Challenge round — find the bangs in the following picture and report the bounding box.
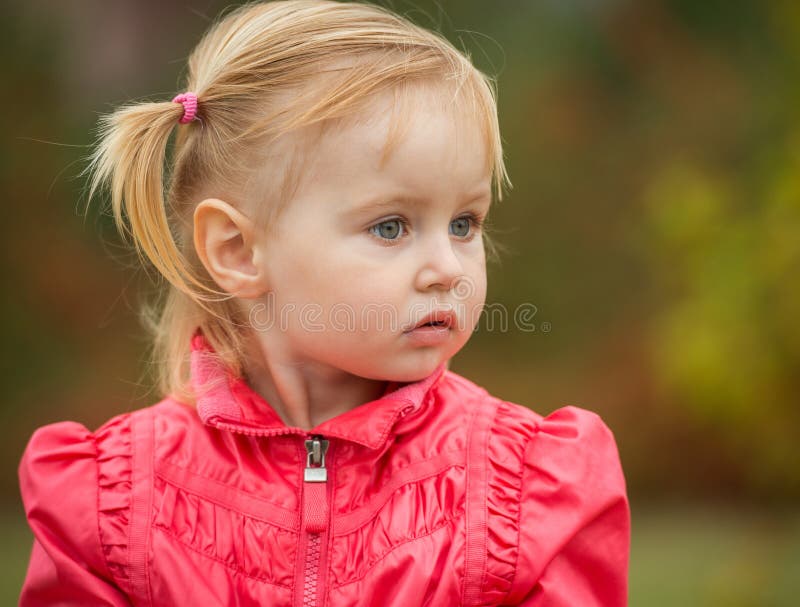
[244,65,508,233]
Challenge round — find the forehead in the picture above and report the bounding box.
[301,85,491,197]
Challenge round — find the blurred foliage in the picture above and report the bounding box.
[642,159,800,495]
[3,0,799,602]
[2,0,799,507]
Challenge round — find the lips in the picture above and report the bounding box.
[404,309,457,332]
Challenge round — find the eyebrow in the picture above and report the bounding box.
[345,190,492,216]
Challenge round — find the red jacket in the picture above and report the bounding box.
[19,331,630,606]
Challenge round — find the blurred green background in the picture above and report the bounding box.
[2,0,799,604]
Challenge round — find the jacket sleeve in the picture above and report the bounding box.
[18,421,132,606]
[506,406,631,606]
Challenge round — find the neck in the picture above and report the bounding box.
[241,331,390,431]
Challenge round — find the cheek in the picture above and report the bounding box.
[461,254,487,296]
[322,252,404,301]
[458,257,487,329]
[273,238,345,298]
[296,273,400,335]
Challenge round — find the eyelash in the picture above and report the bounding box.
[367,213,485,244]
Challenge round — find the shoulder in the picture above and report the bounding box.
[20,397,199,476]
[19,397,212,512]
[429,368,623,462]
[441,368,619,445]
[449,377,628,603]
[18,409,139,502]
[18,398,200,592]
[19,419,105,517]
[502,403,630,604]
[18,416,127,591]
[479,394,626,506]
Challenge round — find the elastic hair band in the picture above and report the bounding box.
[171,92,198,124]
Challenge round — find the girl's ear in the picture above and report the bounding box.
[193,198,267,299]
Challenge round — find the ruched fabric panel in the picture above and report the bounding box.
[329,464,466,588]
[151,475,298,587]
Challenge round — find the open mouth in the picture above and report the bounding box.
[404,309,457,333]
[409,314,455,331]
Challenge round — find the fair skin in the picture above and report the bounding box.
[194,86,492,431]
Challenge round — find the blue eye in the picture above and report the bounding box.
[450,217,471,238]
[369,218,406,241]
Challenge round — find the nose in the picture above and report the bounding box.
[414,233,465,292]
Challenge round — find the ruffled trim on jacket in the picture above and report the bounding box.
[482,400,538,603]
[94,413,134,595]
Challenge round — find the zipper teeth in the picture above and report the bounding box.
[302,434,329,607]
[303,533,322,606]
[210,421,309,438]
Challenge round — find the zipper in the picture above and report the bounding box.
[302,435,330,607]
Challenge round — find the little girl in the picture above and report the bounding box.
[18,1,630,605]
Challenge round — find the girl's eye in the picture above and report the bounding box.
[450,216,472,238]
[451,213,485,239]
[369,218,407,241]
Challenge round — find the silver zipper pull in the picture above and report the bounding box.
[304,436,329,482]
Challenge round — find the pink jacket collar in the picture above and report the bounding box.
[189,329,447,449]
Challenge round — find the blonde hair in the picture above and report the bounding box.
[83,0,512,404]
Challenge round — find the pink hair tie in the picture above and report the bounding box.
[171,91,198,124]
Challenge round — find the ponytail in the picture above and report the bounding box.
[82,99,229,305]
